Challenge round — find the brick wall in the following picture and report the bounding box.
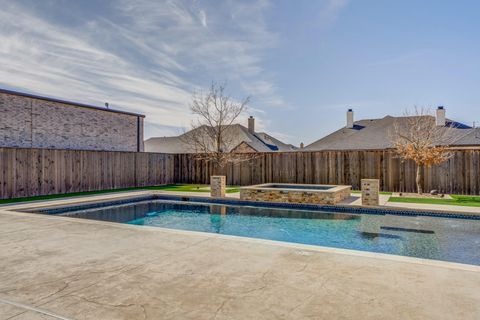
[0,91,144,152]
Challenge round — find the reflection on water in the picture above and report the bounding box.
[43,200,480,265]
[358,231,403,240]
[380,226,435,234]
[58,202,160,223]
[59,202,361,223]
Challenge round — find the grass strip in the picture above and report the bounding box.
[388,195,480,207]
[0,184,240,205]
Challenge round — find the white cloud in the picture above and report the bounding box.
[0,0,282,138]
[199,10,208,27]
[317,0,349,29]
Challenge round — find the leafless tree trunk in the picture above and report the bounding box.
[391,107,455,194]
[416,163,423,194]
[181,82,256,171]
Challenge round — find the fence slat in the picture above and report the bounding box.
[0,147,176,199]
[173,150,480,194]
[1,148,479,199]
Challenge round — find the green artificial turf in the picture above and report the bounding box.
[388,195,480,207]
[0,184,240,205]
[6,184,478,208]
[154,184,241,194]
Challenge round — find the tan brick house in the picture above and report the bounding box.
[0,88,145,152]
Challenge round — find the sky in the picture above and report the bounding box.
[1,0,479,146]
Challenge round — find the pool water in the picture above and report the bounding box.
[47,200,480,265]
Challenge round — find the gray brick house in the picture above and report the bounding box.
[0,88,145,152]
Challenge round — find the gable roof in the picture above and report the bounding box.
[145,124,297,153]
[304,115,479,151]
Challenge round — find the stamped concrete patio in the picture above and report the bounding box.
[0,193,479,320]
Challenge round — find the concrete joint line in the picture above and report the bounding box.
[0,297,73,320]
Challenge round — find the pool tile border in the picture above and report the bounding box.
[20,193,480,220]
[21,195,154,214]
[155,194,480,220]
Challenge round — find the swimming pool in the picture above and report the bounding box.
[31,197,480,265]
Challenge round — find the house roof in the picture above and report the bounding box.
[0,88,145,118]
[145,124,297,153]
[304,115,479,151]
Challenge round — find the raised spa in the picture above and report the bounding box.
[240,183,351,205]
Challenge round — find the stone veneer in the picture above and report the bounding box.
[240,183,351,205]
[0,90,144,152]
[211,176,226,198]
[361,179,380,206]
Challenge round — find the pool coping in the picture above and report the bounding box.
[240,183,351,193]
[2,189,480,216]
[1,199,479,273]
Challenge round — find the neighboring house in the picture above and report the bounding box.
[305,107,480,151]
[145,116,297,153]
[0,88,145,152]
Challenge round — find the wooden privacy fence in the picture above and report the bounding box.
[0,147,174,199]
[1,148,479,199]
[174,150,480,195]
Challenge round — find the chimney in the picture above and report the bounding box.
[346,109,354,128]
[248,116,255,133]
[436,106,446,126]
[300,142,304,149]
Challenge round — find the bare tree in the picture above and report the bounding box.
[182,82,255,172]
[391,107,455,194]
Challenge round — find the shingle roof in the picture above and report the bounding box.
[145,124,297,153]
[305,115,479,151]
[453,128,480,146]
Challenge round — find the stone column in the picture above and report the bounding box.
[211,176,226,198]
[361,179,380,206]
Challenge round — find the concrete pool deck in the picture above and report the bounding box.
[0,193,479,319]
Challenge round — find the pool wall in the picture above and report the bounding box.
[240,183,351,205]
